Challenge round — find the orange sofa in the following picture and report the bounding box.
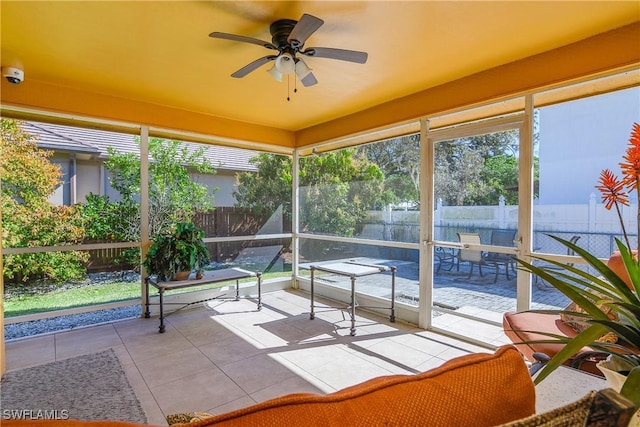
[3,345,535,427]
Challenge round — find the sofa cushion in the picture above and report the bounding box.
[503,310,583,362]
[181,345,534,427]
[502,310,610,377]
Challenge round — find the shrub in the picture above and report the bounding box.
[1,118,88,284]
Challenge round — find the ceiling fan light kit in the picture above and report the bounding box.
[209,13,368,90]
[275,52,295,74]
[267,65,283,82]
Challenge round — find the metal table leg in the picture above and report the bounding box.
[390,266,396,322]
[309,267,315,320]
[350,275,357,336]
[158,287,166,333]
[257,272,262,310]
[144,277,151,318]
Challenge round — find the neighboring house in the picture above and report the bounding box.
[537,86,640,205]
[21,121,258,207]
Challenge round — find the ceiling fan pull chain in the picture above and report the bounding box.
[287,75,291,101]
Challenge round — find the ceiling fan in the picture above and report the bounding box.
[209,14,368,87]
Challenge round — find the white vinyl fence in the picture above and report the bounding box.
[362,194,637,259]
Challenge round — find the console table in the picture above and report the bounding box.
[144,268,262,333]
[309,261,396,336]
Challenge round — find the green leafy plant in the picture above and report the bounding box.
[1,118,88,284]
[515,123,640,407]
[105,137,216,241]
[143,222,210,281]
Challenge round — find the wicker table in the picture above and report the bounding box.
[144,268,262,333]
[309,261,396,336]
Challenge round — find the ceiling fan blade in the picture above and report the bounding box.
[231,55,277,78]
[300,72,318,87]
[303,47,368,64]
[209,32,277,50]
[287,14,324,47]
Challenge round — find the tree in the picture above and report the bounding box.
[300,149,386,236]
[480,155,519,205]
[435,130,522,206]
[104,138,217,240]
[358,135,420,209]
[233,153,292,221]
[234,150,386,237]
[1,119,87,283]
[358,131,538,208]
[435,142,488,206]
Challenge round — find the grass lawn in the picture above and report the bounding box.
[5,281,141,317]
[5,270,291,317]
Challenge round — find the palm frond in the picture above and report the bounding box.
[533,324,610,384]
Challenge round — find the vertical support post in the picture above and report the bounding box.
[140,127,150,318]
[69,153,77,205]
[419,117,434,329]
[498,195,506,229]
[517,95,535,312]
[292,150,300,288]
[99,163,106,196]
[0,177,4,375]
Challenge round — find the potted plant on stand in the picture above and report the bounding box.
[143,222,211,281]
[515,123,640,415]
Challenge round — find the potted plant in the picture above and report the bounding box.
[143,222,211,281]
[514,123,640,409]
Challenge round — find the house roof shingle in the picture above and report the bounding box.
[21,121,258,172]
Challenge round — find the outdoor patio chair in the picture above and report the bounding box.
[484,229,517,283]
[535,235,581,289]
[434,247,456,274]
[456,232,492,279]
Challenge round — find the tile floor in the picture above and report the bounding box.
[4,289,506,426]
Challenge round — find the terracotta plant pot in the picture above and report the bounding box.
[171,271,191,281]
[607,250,637,291]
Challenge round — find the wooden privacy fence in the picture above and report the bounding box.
[193,207,291,264]
[85,207,291,271]
[84,240,136,272]
[193,207,272,238]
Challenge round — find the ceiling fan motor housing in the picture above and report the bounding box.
[270,19,299,51]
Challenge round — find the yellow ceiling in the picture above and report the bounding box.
[1,1,639,148]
